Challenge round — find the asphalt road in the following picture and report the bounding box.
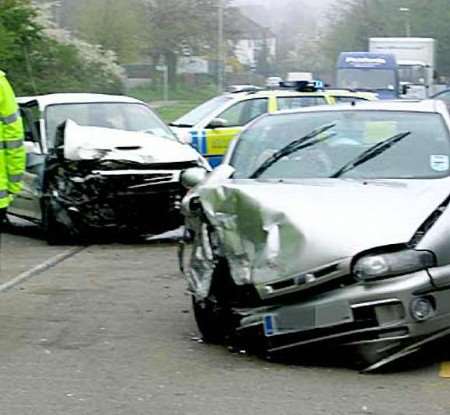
[0,220,449,415]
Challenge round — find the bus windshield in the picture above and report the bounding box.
[337,68,396,91]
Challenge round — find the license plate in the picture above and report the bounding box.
[263,314,277,337]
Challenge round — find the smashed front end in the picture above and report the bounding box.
[181,169,450,371]
[45,120,207,236]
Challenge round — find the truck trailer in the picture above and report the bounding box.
[369,37,435,99]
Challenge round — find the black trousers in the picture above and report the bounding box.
[0,208,6,233]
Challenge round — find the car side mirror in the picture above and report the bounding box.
[207,118,227,129]
[402,84,410,95]
[180,167,208,189]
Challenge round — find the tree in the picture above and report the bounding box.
[71,0,143,63]
[138,0,225,88]
[0,0,124,94]
[320,0,450,78]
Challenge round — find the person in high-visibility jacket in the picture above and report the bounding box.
[0,71,25,230]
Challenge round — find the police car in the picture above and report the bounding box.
[170,82,377,167]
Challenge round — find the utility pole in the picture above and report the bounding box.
[217,0,224,93]
[399,7,411,37]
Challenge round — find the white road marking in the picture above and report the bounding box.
[0,246,87,292]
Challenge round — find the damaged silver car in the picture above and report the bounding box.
[9,94,209,243]
[180,100,450,371]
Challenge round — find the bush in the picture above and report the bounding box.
[0,0,124,95]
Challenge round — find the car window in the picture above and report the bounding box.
[277,96,327,110]
[232,110,450,180]
[215,98,268,127]
[435,91,450,102]
[173,95,233,127]
[45,102,175,147]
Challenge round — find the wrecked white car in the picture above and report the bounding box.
[9,94,208,243]
[180,100,450,371]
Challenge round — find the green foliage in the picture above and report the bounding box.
[72,0,142,64]
[0,0,124,95]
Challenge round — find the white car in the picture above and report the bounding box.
[11,93,209,243]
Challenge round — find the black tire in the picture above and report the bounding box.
[42,201,70,245]
[192,295,230,343]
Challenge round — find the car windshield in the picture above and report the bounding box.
[172,95,233,127]
[45,102,175,147]
[231,110,450,180]
[337,69,396,90]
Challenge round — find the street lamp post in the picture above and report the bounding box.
[217,0,224,93]
[399,7,411,37]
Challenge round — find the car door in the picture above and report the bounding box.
[204,98,269,167]
[9,104,45,221]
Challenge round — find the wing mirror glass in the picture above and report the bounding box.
[181,167,208,189]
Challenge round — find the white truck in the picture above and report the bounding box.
[369,37,435,99]
[286,72,313,82]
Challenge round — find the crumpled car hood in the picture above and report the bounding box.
[63,119,200,163]
[197,177,450,285]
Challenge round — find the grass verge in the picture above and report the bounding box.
[128,82,217,123]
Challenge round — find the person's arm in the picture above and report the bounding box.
[0,74,25,197]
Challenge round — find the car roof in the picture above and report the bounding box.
[17,93,144,109]
[226,89,331,99]
[224,88,377,101]
[270,99,448,116]
[325,89,378,98]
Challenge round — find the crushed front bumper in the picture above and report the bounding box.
[51,168,187,235]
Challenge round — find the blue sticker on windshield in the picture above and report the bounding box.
[430,155,449,172]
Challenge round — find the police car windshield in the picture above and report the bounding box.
[337,69,396,90]
[46,102,175,147]
[231,110,450,180]
[172,95,233,127]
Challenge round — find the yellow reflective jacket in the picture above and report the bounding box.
[0,71,25,209]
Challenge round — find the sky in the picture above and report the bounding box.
[231,0,337,12]
[230,0,338,22]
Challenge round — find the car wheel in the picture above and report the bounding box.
[42,201,70,245]
[192,295,232,344]
[192,260,236,344]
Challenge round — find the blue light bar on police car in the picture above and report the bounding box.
[278,80,325,92]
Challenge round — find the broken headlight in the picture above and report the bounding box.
[353,250,435,281]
